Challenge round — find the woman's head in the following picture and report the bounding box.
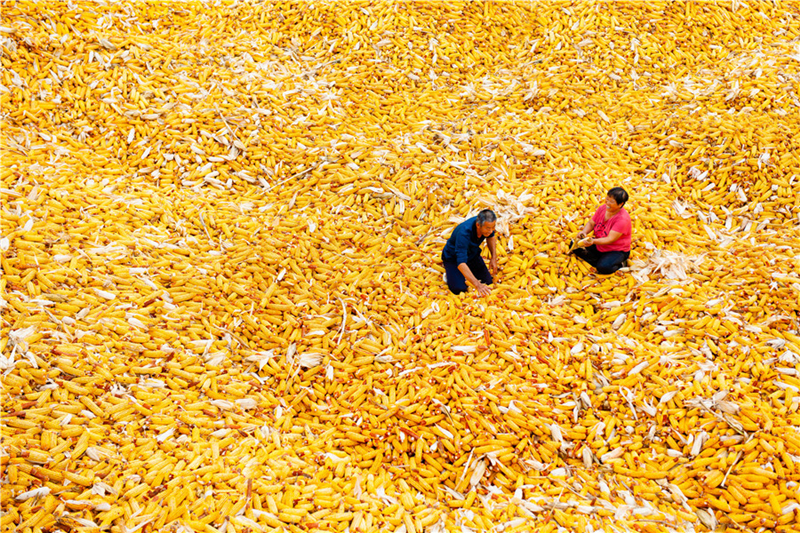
[607,187,629,206]
[606,187,628,214]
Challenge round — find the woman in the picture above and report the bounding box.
[571,187,631,275]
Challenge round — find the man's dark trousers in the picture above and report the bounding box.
[442,254,493,295]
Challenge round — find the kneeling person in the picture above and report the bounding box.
[572,187,631,275]
[442,209,498,296]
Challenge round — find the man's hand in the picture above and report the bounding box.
[475,282,491,297]
[489,256,498,275]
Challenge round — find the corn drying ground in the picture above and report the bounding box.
[2,1,800,532]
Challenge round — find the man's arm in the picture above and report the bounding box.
[591,230,622,246]
[487,234,498,275]
[457,263,490,296]
[453,227,490,296]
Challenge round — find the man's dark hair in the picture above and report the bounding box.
[607,187,629,205]
[476,209,497,225]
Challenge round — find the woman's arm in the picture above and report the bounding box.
[579,219,596,238]
[591,230,622,246]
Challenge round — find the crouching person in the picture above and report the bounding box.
[441,209,498,297]
[571,187,631,275]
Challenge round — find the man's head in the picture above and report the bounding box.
[476,209,497,238]
[606,187,628,214]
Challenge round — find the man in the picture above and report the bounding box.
[570,187,631,275]
[441,209,498,296]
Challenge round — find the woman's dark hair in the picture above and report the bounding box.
[476,209,497,224]
[607,187,629,205]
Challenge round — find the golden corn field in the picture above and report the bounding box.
[2,0,800,532]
